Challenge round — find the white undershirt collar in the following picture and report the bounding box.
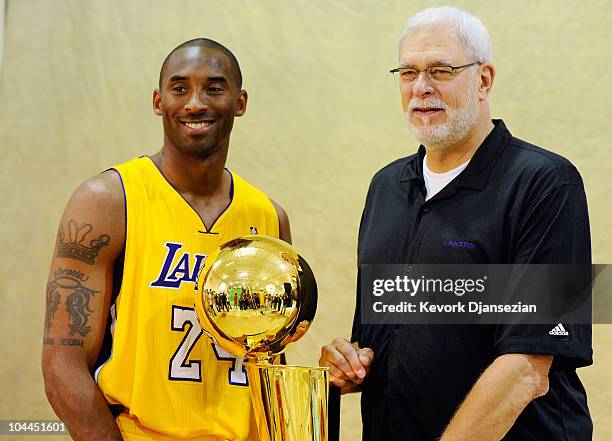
[422,154,470,201]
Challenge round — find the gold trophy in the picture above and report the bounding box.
[195,235,328,441]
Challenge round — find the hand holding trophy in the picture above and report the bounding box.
[195,235,328,441]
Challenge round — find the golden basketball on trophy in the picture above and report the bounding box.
[195,235,328,441]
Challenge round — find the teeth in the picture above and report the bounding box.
[184,121,211,129]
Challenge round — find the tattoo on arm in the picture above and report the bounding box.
[44,286,61,343]
[56,220,110,265]
[44,268,98,346]
[60,338,84,347]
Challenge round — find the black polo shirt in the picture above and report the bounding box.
[352,120,592,441]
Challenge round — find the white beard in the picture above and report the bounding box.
[405,81,480,150]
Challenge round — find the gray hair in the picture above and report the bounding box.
[399,6,493,63]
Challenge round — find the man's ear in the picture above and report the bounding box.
[479,63,495,100]
[235,89,248,117]
[153,89,163,116]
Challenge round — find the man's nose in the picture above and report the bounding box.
[411,72,435,98]
[185,91,208,113]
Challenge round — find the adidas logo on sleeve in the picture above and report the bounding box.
[549,324,569,336]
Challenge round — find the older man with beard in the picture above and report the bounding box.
[320,6,592,441]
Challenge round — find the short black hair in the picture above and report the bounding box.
[158,38,243,89]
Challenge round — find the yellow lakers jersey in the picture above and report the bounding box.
[95,156,279,440]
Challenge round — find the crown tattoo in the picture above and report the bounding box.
[57,220,110,265]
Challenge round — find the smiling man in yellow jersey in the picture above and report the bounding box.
[42,38,291,441]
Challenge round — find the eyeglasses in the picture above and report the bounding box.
[389,62,480,84]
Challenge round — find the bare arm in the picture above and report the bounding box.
[270,199,292,244]
[441,353,552,441]
[42,171,125,441]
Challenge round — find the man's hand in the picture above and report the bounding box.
[319,337,374,394]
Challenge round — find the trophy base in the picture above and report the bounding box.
[246,363,329,441]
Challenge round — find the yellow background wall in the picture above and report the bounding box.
[1,1,610,440]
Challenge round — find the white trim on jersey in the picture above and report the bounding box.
[94,303,117,383]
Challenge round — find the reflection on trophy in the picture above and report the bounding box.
[195,235,328,441]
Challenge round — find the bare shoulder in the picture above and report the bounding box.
[60,170,126,259]
[69,170,124,210]
[269,199,292,244]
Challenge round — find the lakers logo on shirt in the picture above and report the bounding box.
[150,242,207,290]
